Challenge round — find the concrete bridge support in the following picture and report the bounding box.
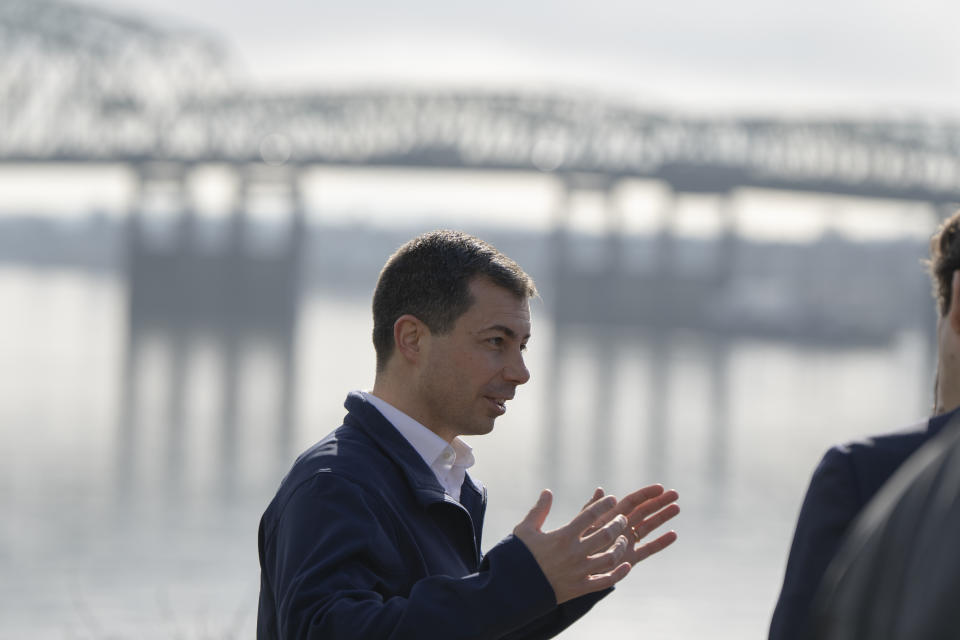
[544,174,741,496]
[116,161,305,504]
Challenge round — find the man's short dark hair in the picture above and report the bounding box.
[372,230,537,372]
[929,209,960,316]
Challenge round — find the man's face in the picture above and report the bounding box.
[416,277,531,441]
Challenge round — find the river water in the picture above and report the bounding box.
[0,254,935,639]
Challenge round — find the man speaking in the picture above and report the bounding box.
[257,230,680,639]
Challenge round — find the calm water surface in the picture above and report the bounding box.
[1,265,934,639]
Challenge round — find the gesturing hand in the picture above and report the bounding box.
[582,484,680,566]
[513,490,632,604]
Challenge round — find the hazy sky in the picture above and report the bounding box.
[82,0,960,116]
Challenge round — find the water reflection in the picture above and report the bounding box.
[543,323,734,507]
[116,182,304,510]
[5,217,943,638]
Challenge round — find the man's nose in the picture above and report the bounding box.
[504,353,530,385]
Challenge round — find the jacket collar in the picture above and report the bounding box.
[929,404,960,437]
[343,391,460,509]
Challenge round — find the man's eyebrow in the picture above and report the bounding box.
[481,324,530,340]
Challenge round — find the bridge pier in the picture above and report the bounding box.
[544,174,744,495]
[716,191,740,283]
[115,161,305,504]
[654,188,677,277]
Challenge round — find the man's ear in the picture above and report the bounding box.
[393,314,428,365]
[949,271,960,334]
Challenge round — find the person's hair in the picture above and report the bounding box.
[929,209,960,316]
[372,230,537,372]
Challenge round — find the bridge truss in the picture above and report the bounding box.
[2,0,960,204]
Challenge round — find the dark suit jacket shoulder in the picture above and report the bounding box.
[768,417,946,640]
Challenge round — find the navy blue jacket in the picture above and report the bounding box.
[258,392,607,639]
[769,408,959,640]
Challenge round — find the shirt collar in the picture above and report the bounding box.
[360,391,473,472]
[449,437,475,469]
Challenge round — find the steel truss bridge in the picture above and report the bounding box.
[2,0,945,446]
[3,0,960,206]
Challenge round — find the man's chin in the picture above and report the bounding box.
[463,419,496,437]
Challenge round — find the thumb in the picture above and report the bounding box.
[518,489,553,534]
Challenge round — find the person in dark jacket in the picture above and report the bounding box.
[809,408,960,640]
[769,208,960,640]
[257,230,681,639]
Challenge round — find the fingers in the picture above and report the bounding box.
[580,487,607,535]
[617,484,668,516]
[630,501,680,543]
[565,494,618,536]
[583,559,632,592]
[580,487,605,512]
[516,486,676,604]
[516,489,553,535]
[581,513,629,554]
[576,534,633,594]
[586,532,629,571]
[623,488,678,527]
[630,530,678,564]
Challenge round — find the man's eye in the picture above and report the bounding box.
[488,337,504,347]
[520,343,528,352]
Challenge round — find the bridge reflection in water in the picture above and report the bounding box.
[108,165,940,513]
[537,170,936,508]
[115,162,305,508]
[19,186,929,639]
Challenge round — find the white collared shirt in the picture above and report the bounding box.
[361,391,475,502]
